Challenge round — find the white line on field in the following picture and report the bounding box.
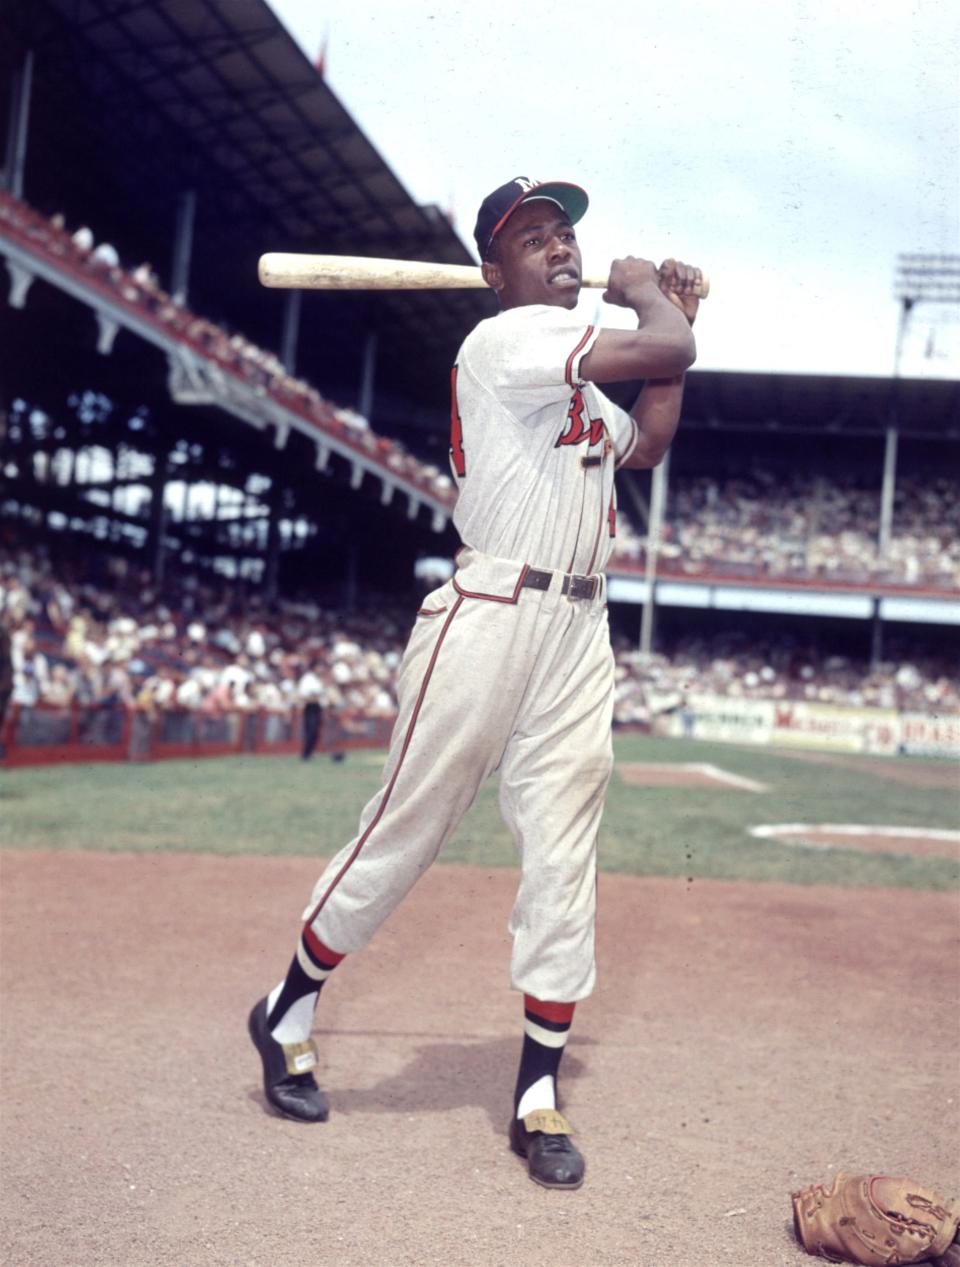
[694,764,768,792]
[750,823,960,842]
[617,762,768,792]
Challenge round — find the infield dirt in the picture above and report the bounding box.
[1,848,956,1267]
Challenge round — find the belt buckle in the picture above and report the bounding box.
[564,574,597,602]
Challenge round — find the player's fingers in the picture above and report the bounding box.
[662,260,701,294]
[658,259,678,293]
[682,264,704,293]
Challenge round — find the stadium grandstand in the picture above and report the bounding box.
[1,0,958,766]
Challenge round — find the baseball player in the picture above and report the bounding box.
[249,177,701,1189]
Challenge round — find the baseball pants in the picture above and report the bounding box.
[301,547,615,1002]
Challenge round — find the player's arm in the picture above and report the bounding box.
[619,374,686,468]
[580,256,698,383]
[603,259,701,469]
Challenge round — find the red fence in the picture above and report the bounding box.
[0,703,395,768]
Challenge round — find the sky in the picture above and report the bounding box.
[268,0,959,380]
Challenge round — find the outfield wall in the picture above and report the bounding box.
[4,700,957,767]
[0,703,395,768]
[658,694,960,759]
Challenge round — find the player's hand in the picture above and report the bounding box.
[658,258,702,324]
[603,256,661,308]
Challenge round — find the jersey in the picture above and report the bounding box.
[449,304,640,575]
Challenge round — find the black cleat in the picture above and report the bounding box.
[509,1109,585,1189]
[247,997,329,1123]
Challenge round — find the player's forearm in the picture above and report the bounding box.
[620,374,686,469]
[582,287,695,383]
[626,280,696,355]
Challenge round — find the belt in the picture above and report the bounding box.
[521,567,600,601]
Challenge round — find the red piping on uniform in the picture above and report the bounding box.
[303,595,466,926]
[565,325,594,387]
[452,563,530,603]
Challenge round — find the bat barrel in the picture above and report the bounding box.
[258,253,488,290]
[258,253,709,298]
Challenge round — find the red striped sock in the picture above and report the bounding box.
[514,995,575,1118]
[265,926,346,1042]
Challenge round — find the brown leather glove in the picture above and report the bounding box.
[792,1173,960,1265]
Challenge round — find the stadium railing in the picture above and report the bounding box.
[0,703,395,768]
[0,191,455,526]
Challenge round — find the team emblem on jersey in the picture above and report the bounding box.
[555,386,604,449]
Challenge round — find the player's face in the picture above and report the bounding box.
[485,200,582,310]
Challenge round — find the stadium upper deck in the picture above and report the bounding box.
[1,0,957,619]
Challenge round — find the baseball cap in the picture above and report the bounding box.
[473,177,589,259]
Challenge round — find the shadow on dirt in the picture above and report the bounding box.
[250,1033,595,1130]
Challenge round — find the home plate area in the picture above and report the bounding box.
[616,761,768,792]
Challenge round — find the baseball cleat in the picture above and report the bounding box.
[509,1108,585,1189]
[247,997,329,1123]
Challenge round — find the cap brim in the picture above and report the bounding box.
[489,180,589,245]
[522,181,589,226]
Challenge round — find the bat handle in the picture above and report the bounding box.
[581,269,711,299]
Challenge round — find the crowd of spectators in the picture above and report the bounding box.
[2,546,956,744]
[611,627,959,728]
[611,470,960,589]
[0,191,456,509]
[0,546,407,727]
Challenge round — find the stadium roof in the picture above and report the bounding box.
[1,1,957,447]
[681,369,959,438]
[0,0,495,416]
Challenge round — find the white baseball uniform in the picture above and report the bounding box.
[301,304,638,1002]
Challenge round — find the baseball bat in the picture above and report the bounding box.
[258,252,710,298]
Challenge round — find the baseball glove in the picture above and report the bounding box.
[791,1173,960,1265]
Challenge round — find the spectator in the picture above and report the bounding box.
[90,240,120,268]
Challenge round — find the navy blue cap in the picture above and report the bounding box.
[473,177,589,259]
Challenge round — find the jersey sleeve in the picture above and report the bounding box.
[585,385,639,467]
[459,307,601,419]
[609,403,640,468]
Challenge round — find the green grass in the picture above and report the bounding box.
[1,735,957,890]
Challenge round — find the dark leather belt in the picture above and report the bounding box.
[521,567,600,601]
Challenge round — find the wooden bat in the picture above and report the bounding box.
[258,252,710,298]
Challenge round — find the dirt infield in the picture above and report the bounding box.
[1,849,957,1267]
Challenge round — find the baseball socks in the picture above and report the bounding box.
[510,996,585,1188]
[248,925,344,1122]
[513,996,575,1118]
[265,926,345,1043]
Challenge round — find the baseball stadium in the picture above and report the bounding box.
[1,4,957,1266]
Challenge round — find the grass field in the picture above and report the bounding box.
[1,735,957,889]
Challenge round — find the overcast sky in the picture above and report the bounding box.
[269,0,959,380]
